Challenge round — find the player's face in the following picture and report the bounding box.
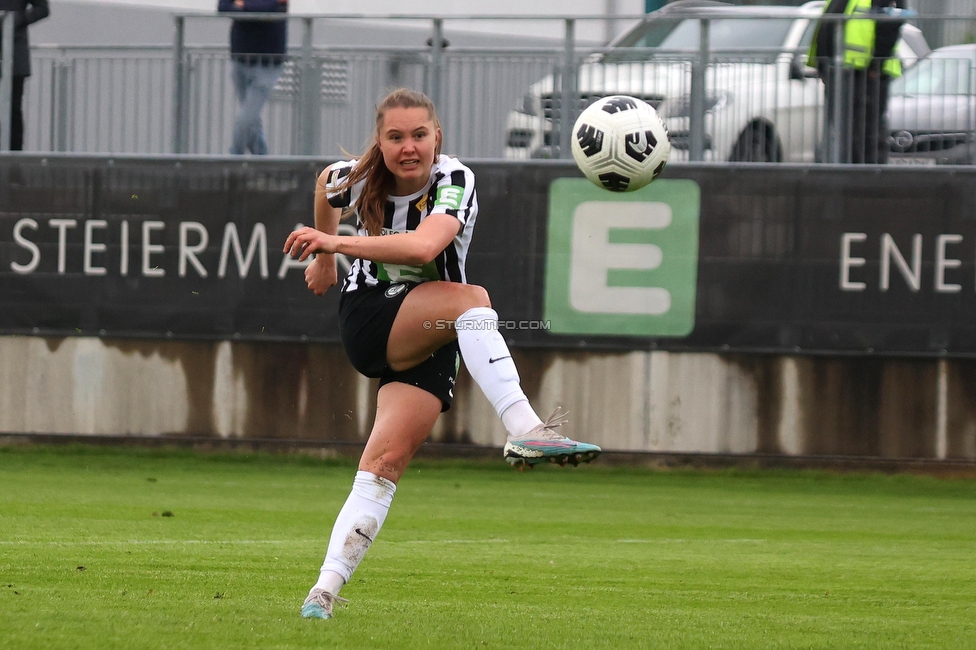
[377,106,441,195]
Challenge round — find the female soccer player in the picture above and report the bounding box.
[282,88,601,620]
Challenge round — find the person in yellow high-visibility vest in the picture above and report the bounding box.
[807,0,906,163]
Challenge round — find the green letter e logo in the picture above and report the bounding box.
[545,178,699,337]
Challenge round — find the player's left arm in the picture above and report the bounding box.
[285,214,461,266]
[285,159,475,266]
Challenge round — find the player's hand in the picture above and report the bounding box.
[305,254,337,296]
[283,227,337,261]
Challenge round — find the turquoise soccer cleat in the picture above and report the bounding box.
[301,589,348,620]
[503,409,601,469]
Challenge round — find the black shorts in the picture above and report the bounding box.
[338,282,459,412]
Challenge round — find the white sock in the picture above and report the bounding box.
[455,307,543,438]
[501,400,544,440]
[312,471,397,596]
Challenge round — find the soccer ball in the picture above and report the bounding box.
[570,95,671,192]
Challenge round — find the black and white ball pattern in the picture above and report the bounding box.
[570,95,671,192]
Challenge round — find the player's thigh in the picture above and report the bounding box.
[386,281,490,372]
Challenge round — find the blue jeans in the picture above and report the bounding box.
[230,60,282,155]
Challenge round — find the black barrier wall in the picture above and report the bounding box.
[2,155,976,357]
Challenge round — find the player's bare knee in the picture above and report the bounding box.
[462,284,491,310]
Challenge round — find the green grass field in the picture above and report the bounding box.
[1,445,975,650]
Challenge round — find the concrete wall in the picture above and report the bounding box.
[3,335,975,460]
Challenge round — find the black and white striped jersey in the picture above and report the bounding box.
[326,155,479,293]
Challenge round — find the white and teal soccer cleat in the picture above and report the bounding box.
[503,409,601,469]
[301,588,348,620]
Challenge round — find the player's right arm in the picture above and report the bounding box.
[304,165,342,296]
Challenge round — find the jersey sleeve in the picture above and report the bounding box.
[325,160,362,209]
[428,158,476,225]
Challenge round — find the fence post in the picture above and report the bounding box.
[55,61,69,152]
[429,18,444,111]
[828,17,844,164]
[172,15,188,154]
[559,18,577,159]
[689,18,709,162]
[297,16,319,156]
[0,12,14,152]
[970,58,976,165]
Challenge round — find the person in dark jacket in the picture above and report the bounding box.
[217,0,287,155]
[0,0,50,151]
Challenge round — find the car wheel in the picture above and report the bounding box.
[730,124,781,162]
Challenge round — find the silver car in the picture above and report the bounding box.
[887,44,976,165]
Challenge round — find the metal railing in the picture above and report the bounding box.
[27,42,560,158]
[1,11,14,151]
[10,9,976,164]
